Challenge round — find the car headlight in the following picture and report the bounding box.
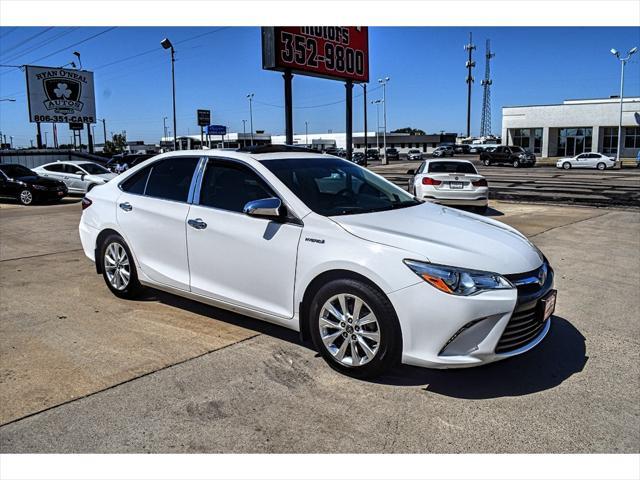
[404,260,513,296]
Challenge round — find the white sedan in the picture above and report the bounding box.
[79,147,554,378]
[556,153,615,170]
[35,160,116,193]
[408,159,489,214]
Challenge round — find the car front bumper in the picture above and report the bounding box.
[389,263,554,368]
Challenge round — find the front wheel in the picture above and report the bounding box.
[596,162,606,171]
[309,279,402,379]
[18,189,33,205]
[100,233,143,299]
[563,162,571,170]
[512,160,520,168]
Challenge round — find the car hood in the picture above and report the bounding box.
[331,202,543,275]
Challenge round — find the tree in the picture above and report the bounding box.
[391,127,426,136]
[103,133,127,156]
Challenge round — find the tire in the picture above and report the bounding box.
[18,189,34,206]
[308,278,402,379]
[596,162,606,171]
[99,233,143,299]
[562,162,571,170]
[512,160,520,168]
[483,159,491,166]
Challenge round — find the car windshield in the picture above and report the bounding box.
[262,157,421,217]
[409,150,420,153]
[79,163,110,174]
[0,164,36,177]
[428,161,477,174]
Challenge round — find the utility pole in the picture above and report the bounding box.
[464,32,476,139]
[361,83,368,166]
[247,93,255,146]
[378,77,390,164]
[480,39,495,137]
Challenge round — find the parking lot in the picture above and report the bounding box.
[1,197,638,453]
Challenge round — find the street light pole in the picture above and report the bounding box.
[242,119,247,147]
[161,38,177,151]
[610,46,637,168]
[163,116,168,142]
[247,93,255,146]
[372,99,382,150]
[378,77,390,165]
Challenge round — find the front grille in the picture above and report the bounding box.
[496,262,554,354]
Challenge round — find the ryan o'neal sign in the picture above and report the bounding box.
[25,65,96,124]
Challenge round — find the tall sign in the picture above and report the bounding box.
[25,65,96,124]
[197,109,211,126]
[262,27,369,156]
[262,27,369,83]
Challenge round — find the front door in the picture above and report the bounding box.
[116,156,200,290]
[186,158,302,319]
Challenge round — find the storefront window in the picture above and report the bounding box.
[557,127,592,157]
[624,127,640,149]
[512,129,530,149]
[533,128,542,154]
[603,127,618,154]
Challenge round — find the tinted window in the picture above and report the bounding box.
[428,162,477,174]
[64,164,84,175]
[120,165,151,195]
[262,157,420,217]
[199,160,275,213]
[145,157,199,202]
[0,164,35,177]
[79,163,109,174]
[44,164,65,172]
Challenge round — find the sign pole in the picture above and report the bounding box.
[284,70,293,145]
[363,83,368,167]
[86,123,94,154]
[36,123,43,149]
[200,126,204,149]
[345,80,353,161]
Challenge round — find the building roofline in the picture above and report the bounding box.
[503,97,640,109]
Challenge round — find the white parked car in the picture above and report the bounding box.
[79,147,555,378]
[556,152,615,170]
[407,159,489,214]
[34,160,116,194]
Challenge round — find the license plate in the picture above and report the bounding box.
[540,290,557,322]
[449,181,464,189]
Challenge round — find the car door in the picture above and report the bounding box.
[116,156,200,290]
[0,170,17,199]
[39,163,65,181]
[59,163,84,192]
[186,158,303,319]
[575,153,590,168]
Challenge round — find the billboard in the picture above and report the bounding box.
[207,125,227,135]
[262,27,369,83]
[25,65,96,124]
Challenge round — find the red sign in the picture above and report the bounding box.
[262,27,369,83]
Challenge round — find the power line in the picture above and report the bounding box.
[253,84,381,110]
[0,27,54,56]
[1,28,79,64]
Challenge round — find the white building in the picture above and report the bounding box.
[271,132,375,150]
[501,97,640,158]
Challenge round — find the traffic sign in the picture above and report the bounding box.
[206,125,227,135]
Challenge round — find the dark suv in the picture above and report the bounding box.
[480,146,536,167]
[385,148,399,161]
[365,149,380,161]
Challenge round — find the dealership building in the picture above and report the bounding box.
[501,97,640,158]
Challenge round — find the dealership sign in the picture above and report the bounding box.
[197,109,211,127]
[207,125,227,135]
[25,65,96,124]
[262,27,369,83]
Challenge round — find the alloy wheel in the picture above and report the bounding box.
[19,190,33,205]
[318,293,381,367]
[104,242,131,290]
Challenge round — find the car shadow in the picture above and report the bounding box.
[140,290,585,399]
[372,316,587,398]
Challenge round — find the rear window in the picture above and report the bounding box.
[428,162,477,174]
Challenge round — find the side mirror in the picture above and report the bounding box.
[243,197,284,220]
[406,169,416,175]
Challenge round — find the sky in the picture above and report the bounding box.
[0,26,639,147]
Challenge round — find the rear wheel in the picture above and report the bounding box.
[563,162,571,170]
[18,189,33,205]
[596,162,606,171]
[100,233,143,299]
[483,159,491,166]
[309,278,401,379]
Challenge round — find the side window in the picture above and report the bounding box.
[145,157,199,202]
[199,160,275,213]
[64,164,83,175]
[44,164,64,172]
[120,165,152,195]
[417,162,426,174]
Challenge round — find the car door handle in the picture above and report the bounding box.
[188,218,207,230]
[119,202,133,212]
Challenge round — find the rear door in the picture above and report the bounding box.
[116,156,200,290]
[575,153,590,168]
[186,158,302,318]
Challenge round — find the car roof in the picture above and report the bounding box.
[145,148,335,166]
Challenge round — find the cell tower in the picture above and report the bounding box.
[480,39,495,137]
[464,32,476,138]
